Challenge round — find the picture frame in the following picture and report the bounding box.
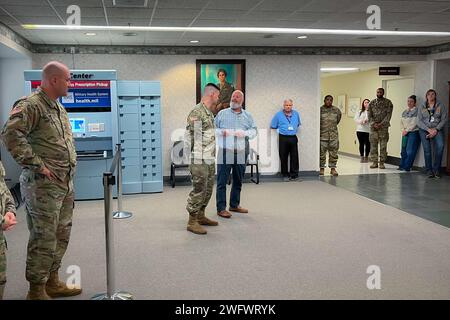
[347,97,361,118]
[337,94,346,114]
[196,59,246,115]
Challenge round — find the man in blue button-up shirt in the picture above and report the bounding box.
[271,99,301,181]
[215,90,257,218]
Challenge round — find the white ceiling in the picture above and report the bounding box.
[1,0,450,47]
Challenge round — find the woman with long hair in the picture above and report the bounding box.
[399,95,420,171]
[417,89,448,178]
[354,98,370,162]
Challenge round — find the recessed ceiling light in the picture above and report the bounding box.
[123,32,137,37]
[84,32,96,36]
[321,67,360,72]
[189,40,199,43]
[297,35,307,39]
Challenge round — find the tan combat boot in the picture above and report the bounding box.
[330,168,339,176]
[319,168,324,176]
[370,162,378,168]
[379,163,385,169]
[0,284,4,300]
[26,283,51,300]
[187,215,207,234]
[46,271,82,298]
[197,210,218,226]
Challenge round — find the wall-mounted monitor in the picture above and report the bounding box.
[31,80,112,112]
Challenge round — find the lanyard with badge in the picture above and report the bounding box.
[285,114,294,131]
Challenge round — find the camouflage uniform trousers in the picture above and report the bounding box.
[20,169,74,285]
[0,232,6,298]
[369,128,389,163]
[186,164,215,217]
[320,139,339,168]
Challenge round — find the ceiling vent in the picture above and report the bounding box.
[358,36,376,40]
[112,0,148,8]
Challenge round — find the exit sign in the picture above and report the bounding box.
[379,67,400,76]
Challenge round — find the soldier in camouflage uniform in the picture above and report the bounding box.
[0,161,17,300]
[185,83,221,235]
[212,69,235,115]
[320,95,342,176]
[368,88,393,169]
[1,61,81,300]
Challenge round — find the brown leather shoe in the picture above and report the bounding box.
[330,168,338,176]
[229,206,248,214]
[217,210,232,218]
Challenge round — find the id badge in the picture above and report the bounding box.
[430,116,435,123]
[288,126,294,131]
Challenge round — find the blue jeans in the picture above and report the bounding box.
[216,149,247,212]
[419,129,444,173]
[399,131,420,171]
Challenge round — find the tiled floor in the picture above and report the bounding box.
[321,154,408,176]
[321,169,450,228]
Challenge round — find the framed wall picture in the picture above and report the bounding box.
[337,95,346,114]
[348,97,361,118]
[196,59,246,115]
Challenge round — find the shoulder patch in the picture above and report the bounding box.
[9,98,28,116]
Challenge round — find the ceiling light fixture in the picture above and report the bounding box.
[297,35,308,39]
[21,25,450,37]
[84,32,96,36]
[321,67,360,72]
[123,32,137,37]
[189,40,199,43]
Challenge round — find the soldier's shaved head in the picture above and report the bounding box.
[40,61,71,100]
[376,88,385,98]
[202,83,220,110]
[203,82,220,96]
[42,61,69,81]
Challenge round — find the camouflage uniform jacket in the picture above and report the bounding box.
[320,105,342,141]
[368,97,393,129]
[0,161,16,233]
[185,102,216,164]
[1,88,77,182]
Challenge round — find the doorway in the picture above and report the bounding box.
[320,62,418,176]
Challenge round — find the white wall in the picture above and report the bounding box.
[32,54,322,175]
[0,57,32,183]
